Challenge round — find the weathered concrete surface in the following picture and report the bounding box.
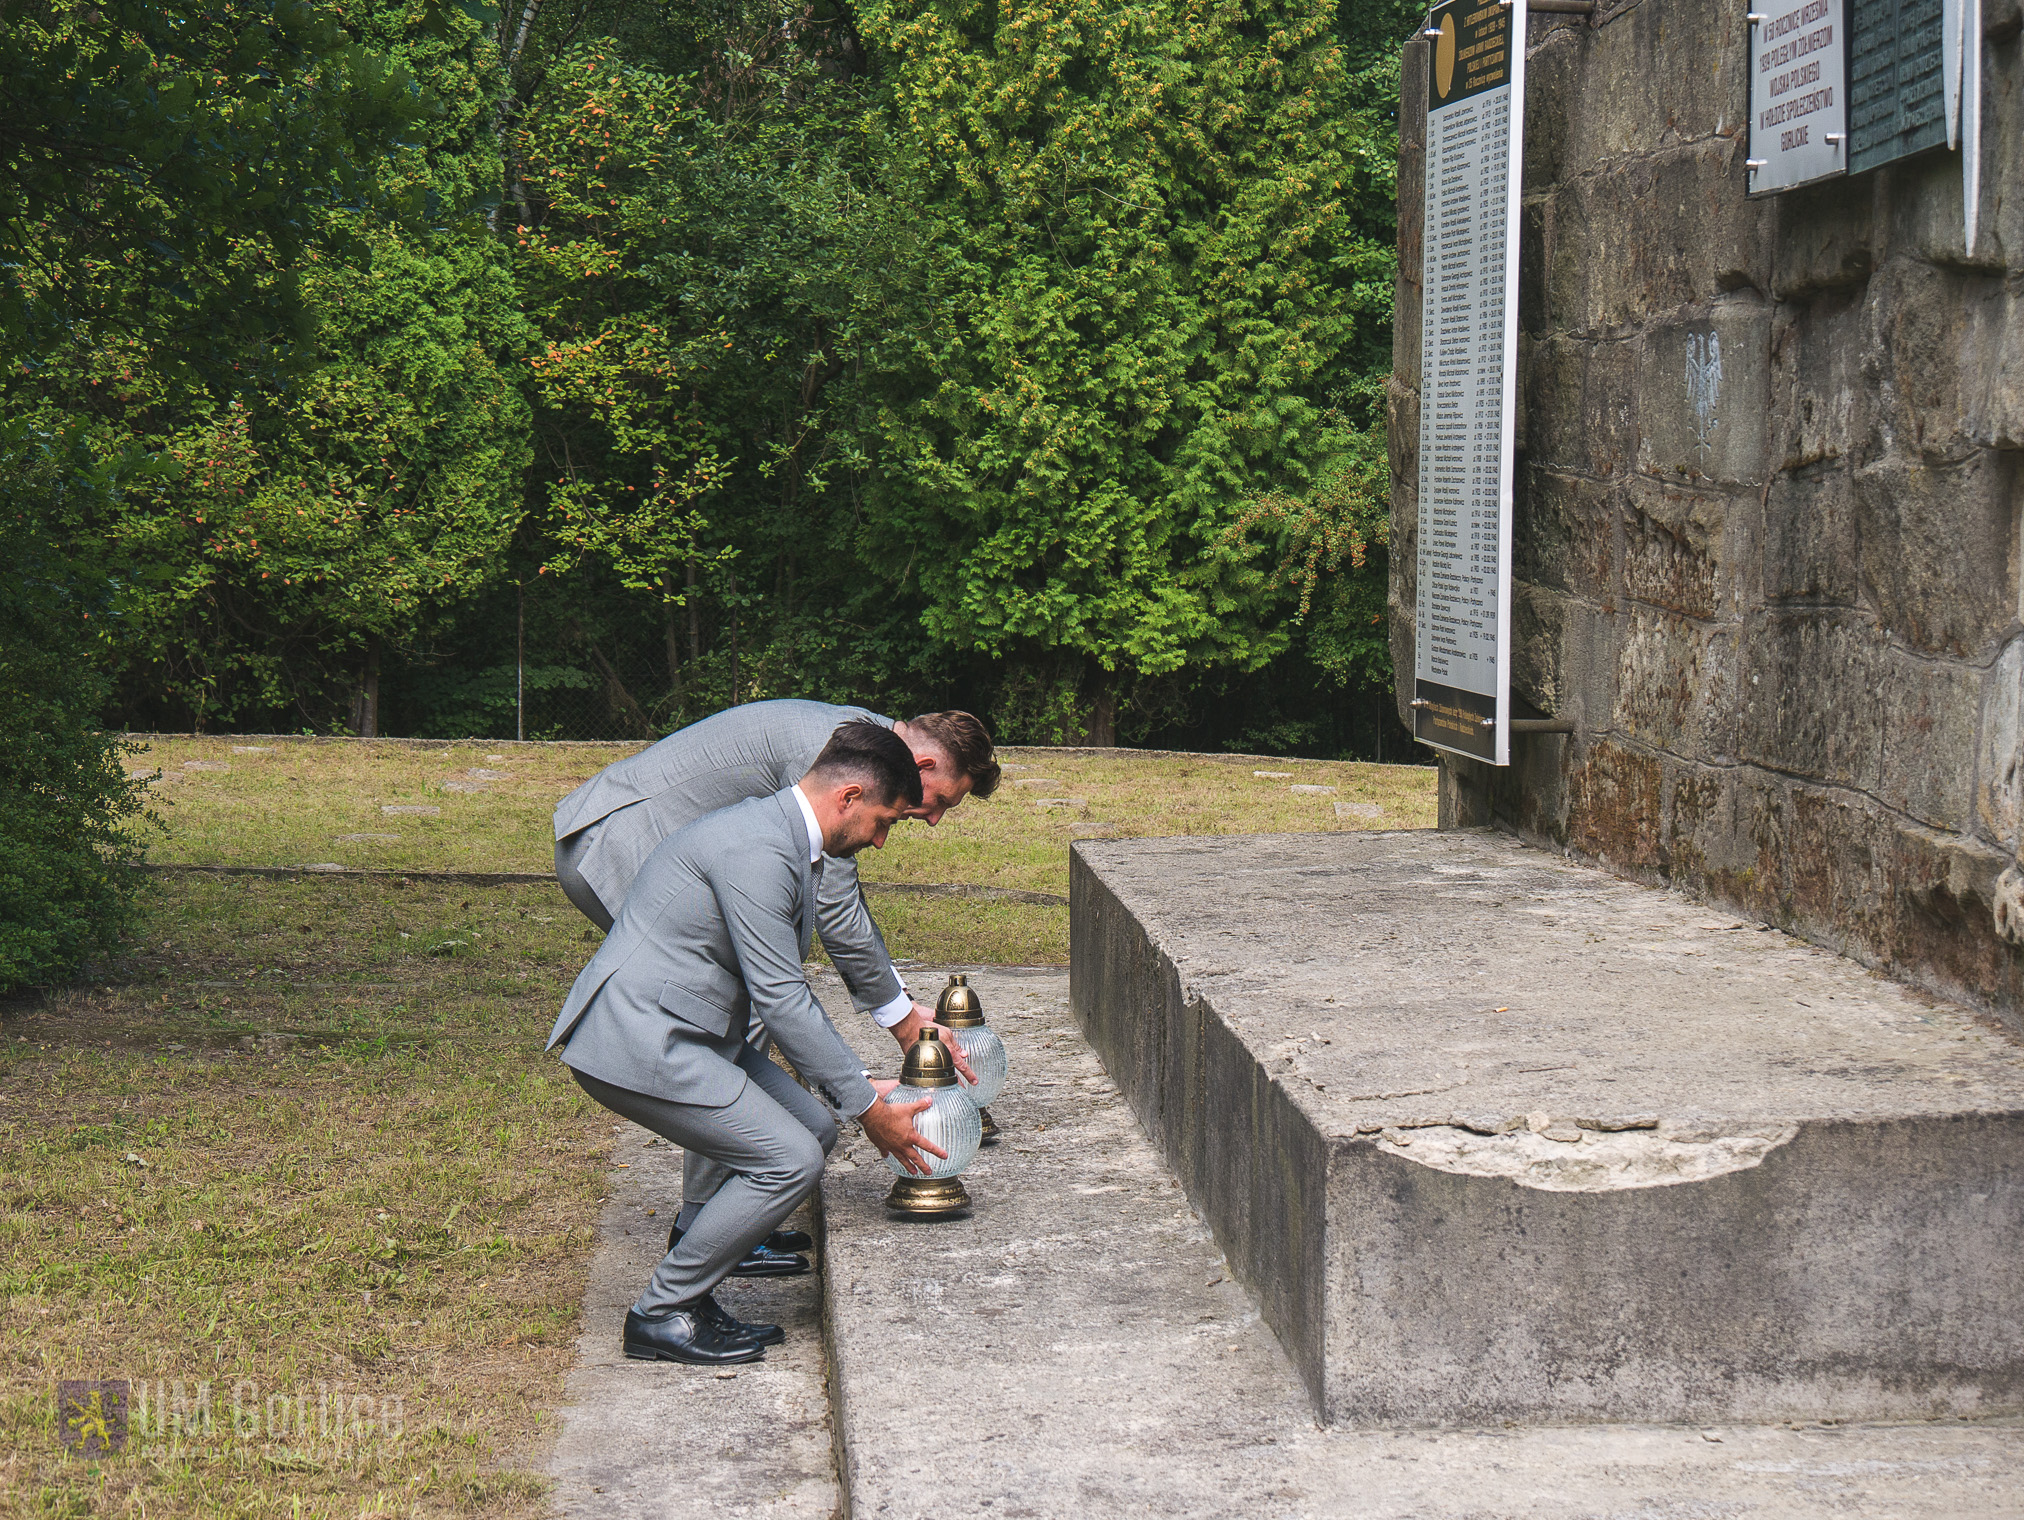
[823,966,2024,1515]
[545,1125,836,1518]
[1070,832,2024,1427]
[1389,0,2024,1024]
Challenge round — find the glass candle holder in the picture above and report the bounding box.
[882,1027,982,1216]
[936,973,1008,1142]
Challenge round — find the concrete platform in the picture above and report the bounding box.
[1069,830,2024,1428]
[818,968,2024,1516]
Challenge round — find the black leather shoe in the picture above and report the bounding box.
[668,1223,811,1278]
[622,1305,765,1365]
[767,1227,813,1252]
[693,1291,785,1349]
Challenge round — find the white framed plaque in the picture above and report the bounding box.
[1748,0,1848,192]
[1414,0,1523,766]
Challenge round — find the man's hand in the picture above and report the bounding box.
[889,1003,978,1084]
[859,1092,949,1176]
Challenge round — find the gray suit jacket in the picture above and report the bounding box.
[554,700,903,1014]
[546,788,878,1117]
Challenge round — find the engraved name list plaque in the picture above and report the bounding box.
[1414,0,1524,765]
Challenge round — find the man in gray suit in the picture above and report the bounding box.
[554,701,1000,1272]
[548,721,948,1365]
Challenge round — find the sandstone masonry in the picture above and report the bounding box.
[1390,0,2024,1024]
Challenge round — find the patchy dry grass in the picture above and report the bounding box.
[127,733,1435,904]
[122,734,1433,968]
[1,876,607,1517]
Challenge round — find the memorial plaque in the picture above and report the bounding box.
[1414,0,1523,765]
[1848,0,1947,172]
[1747,0,1849,193]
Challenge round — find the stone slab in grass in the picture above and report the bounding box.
[1289,783,1336,793]
[381,804,441,816]
[1070,830,2024,1427]
[441,779,488,794]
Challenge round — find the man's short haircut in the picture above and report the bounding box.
[807,719,925,809]
[904,711,1002,799]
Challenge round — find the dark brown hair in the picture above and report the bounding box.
[905,711,1001,799]
[808,720,925,808]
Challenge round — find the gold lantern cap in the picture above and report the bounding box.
[900,1026,960,1087]
[935,972,986,1028]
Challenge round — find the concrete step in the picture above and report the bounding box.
[1069,830,2024,1428]
[818,966,2024,1517]
[545,1125,836,1519]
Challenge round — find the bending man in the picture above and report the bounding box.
[546,721,947,1365]
[553,700,999,1275]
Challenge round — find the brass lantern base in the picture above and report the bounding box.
[885,1174,971,1216]
[978,1107,1001,1144]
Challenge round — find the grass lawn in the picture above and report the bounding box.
[5,738,1435,1514]
[126,736,1436,966]
[2,876,603,1517]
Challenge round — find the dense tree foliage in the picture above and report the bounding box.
[8,0,1423,771]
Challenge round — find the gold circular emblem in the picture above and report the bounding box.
[1436,14,1457,100]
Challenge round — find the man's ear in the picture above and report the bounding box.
[837,781,866,809]
[915,752,938,773]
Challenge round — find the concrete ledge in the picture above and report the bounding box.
[1069,830,2024,1427]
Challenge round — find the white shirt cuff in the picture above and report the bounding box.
[869,988,913,1028]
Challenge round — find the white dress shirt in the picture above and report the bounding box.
[794,784,912,1027]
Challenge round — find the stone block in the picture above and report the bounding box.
[1567,738,1666,873]
[1622,477,1728,619]
[1736,611,1886,793]
[1556,0,1751,167]
[1577,143,1770,330]
[1516,336,1638,477]
[1511,581,1569,718]
[1072,832,2024,1426]
[1888,823,2024,1020]
[1388,375,1420,492]
[1853,450,2019,659]
[1635,301,1771,487]
[1864,261,2010,460]
[1517,195,1551,336]
[1984,284,2024,451]
[1876,649,1982,829]
[1977,636,2024,852]
[1610,606,1736,761]
[1520,25,1582,190]
[1770,285,1869,471]
[1515,466,1615,602]
[1769,174,1878,301]
[1762,465,1860,606]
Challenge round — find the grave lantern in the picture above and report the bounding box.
[882,1026,982,1216]
[935,973,1008,1143]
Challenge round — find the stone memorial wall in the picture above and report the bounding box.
[1389,0,2024,1021]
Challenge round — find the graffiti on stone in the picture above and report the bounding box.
[1686,331,1722,470]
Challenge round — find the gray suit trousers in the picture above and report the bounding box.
[571,1054,839,1314]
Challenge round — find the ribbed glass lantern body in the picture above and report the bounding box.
[950,1024,1008,1109]
[881,1083,981,1180]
